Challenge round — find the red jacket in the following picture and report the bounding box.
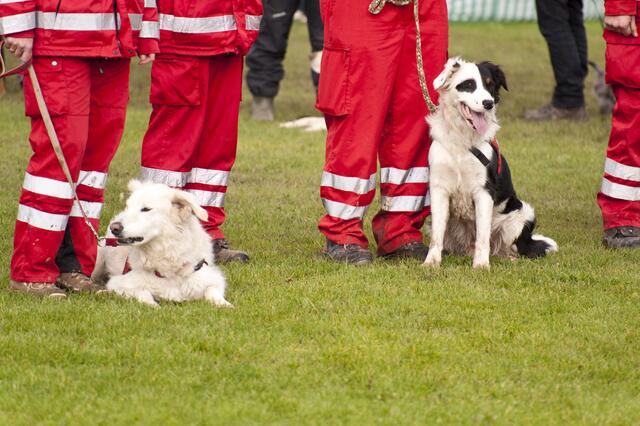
[155,0,263,56]
[0,0,159,57]
[604,0,640,44]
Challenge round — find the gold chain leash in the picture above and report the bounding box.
[368,0,437,114]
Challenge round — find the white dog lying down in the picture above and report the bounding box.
[92,180,232,308]
[424,58,558,269]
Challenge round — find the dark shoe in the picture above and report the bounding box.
[323,239,373,265]
[251,96,274,121]
[603,226,640,249]
[213,239,250,264]
[9,280,67,298]
[524,103,587,122]
[57,272,105,293]
[382,241,429,261]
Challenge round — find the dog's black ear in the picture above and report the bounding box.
[479,61,508,92]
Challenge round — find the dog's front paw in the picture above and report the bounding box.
[423,252,441,268]
[472,259,490,270]
[212,299,234,309]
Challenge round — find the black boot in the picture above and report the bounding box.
[323,239,372,265]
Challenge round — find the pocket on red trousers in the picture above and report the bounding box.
[605,43,640,89]
[315,46,351,117]
[150,55,201,106]
[24,57,68,117]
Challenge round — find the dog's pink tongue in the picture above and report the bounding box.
[470,110,488,135]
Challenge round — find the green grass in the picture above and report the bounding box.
[1,21,639,425]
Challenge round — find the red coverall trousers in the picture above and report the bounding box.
[140,54,243,239]
[11,57,129,282]
[597,42,640,229]
[316,0,448,255]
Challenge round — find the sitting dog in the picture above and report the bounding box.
[92,180,232,307]
[423,58,558,269]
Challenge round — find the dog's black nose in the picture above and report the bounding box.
[482,100,494,110]
[110,222,123,237]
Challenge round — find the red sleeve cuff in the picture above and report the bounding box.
[138,38,159,55]
[3,30,34,38]
[605,0,637,16]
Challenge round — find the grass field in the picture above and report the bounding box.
[1,21,640,425]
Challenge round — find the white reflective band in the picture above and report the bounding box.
[78,170,107,189]
[188,189,225,208]
[140,167,186,187]
[70,200,103,219]
[188,168,229,187]
[380,167,429,185]
[245,14,262,31]
[604,158,640,182]
[159,14,236,34]
[17,204,68,232]
[424,191,431,207]
[601,177,640,201]
[0,12,35,34]
[139,20,159,38]
[322,199,368,220]
[381,195,428,212]
[23,173,73,199]
[321,171,376,195]
[0,0,31,4]
[129,13,142,31]
[36,12,117,31]
[144,0,157,7]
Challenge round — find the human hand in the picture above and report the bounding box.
[3,37,33,62]
[604,15,638,37]
[138,53,156,65]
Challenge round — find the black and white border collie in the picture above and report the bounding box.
[423,57,558,269]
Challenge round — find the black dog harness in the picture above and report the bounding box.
[470,138,502,174]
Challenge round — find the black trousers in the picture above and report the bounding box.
[535,0,588,109]
[246,0,324,98]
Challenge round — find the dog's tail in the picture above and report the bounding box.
[515,220,559,259]
[588,60,604,77]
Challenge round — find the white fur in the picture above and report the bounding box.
[424,58,557,269]
[92,180,231,308]
[279,116,327,132]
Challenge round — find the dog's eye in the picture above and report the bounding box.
[455,79,477,92]
[141,207,151,212]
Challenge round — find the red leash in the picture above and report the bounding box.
[0,41,31,79]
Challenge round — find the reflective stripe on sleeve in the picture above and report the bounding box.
[0,12,35,34]
[139,20,159,38]
[159,14,236,34]
[245,14,262,30]
[144,0,157,7]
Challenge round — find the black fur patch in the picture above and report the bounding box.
[477,62,508,103]
[456,79,477,93]
[515,220,551,258]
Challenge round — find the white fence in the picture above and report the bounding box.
[448,0,604,21]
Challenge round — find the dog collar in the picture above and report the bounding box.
[154,259,208,279]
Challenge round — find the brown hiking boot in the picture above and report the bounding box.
[524,103,587,122]
[382,241,429,261]
[603,226,640,249]
[9,280,67,298]
[57,272,105,293]
[324,239,373,265]
[212,239,250,264]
